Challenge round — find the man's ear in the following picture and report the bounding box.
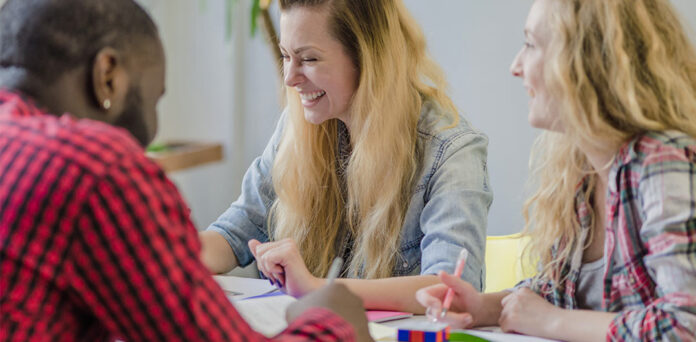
[91,47,130,122]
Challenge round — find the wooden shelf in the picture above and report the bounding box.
[147,141,223,172]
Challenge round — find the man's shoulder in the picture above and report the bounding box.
[6,112,156,178]
[65,116,161,177]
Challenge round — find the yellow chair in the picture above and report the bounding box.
[484,233,536,293]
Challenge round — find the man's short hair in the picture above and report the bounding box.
[0,0,159,82]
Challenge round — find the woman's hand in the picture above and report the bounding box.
[248,238,324,297]
[415,271,484,328]
[499,288,560,336]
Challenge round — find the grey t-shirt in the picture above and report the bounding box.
[575,257,605,310]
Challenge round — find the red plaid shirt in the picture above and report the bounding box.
[517,131,696,341]
[0,90,355,342]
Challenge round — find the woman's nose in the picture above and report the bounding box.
[284,62,304,87]
[510,50,523,77]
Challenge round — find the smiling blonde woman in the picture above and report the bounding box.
[198,0,492,313]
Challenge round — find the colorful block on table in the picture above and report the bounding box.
[397,321,449,342]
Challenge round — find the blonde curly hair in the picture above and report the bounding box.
[523,0,696,288]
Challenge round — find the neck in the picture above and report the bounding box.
[576,140,619,186]
[337,113,353,139]
[0,66,94,119]
[0,67,44,101]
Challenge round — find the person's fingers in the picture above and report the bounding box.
[249,239,308,290]
[272,271,285,288]
[269,242,306,285]
[424,306,442,321]
[439,311,474,329]
[250,240,283,285]
[257,240,296,262]
[498,303,518,334]
[258,253,285,285]
[415,285,448,308]
[259,255,285,274]
[516,287,533,297]
[250,240,276,284]
[252,240,281,256]
[498,307,508,331]
[248,239,261,257]
[259,270,274,285]
[499,315,515,333]
[255,252,274,278]
[437,271,472,295]
[501,290,516,307]
[260,246,293,272]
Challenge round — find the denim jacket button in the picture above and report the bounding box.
[402,262,408,268]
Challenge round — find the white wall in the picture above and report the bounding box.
[138,0,254,228]
[136,0,286,229]
[140,0,696,235]
[404,0,535,235]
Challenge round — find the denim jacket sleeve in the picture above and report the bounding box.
[419,127,492,291]
[205,114,285,267]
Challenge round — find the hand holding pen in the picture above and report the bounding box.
[416,247,483,328]
[440,248,468,318]
[248,238,325,298]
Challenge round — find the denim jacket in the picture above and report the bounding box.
[207,100,492,290]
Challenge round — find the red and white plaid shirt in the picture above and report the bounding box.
[518,131,696,341]
[0,90,355,342]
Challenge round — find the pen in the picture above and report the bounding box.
[326,257,343,284]
[440,247,469,318]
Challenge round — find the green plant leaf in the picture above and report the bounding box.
[250,0,261,37]
[146,142,168,153]
[199,0,264,40]
[226,0,235,40]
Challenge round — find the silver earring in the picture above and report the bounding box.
[103,99,111,110]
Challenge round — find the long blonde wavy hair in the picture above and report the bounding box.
[523,0,696,288]
[271,0,458,279]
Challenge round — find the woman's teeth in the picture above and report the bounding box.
[300,90,326,101]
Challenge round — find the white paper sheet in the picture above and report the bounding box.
[232,294,297,337]
[213,275,279,300]
[463,327,560,342]
[234,296,405,340]
[368,322,397,341]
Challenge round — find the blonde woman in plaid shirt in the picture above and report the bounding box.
[417,0,696,340]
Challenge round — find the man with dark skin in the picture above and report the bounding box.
[0,0,372,341]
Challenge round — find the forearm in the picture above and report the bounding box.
[338,275,439,313]
[543,309,614,342]
[472,291,509,327]
[198,230,239,274]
